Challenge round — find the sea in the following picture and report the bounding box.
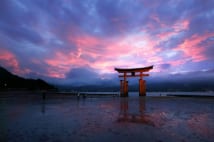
[0,91,214,142]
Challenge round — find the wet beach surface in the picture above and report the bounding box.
[0,93,214,142]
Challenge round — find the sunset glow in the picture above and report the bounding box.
[0,0,213,85]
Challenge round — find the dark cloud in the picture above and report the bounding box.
[0,24,44,44]
[188,9,214,36]
[170,68,214,80]
[0,0,44,44]
[65,67,100,85]
[95,0,150,36]
[159,63,171,70]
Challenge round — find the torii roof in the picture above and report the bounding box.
[115,65,153,73]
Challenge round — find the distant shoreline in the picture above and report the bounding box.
[0,90,214,98]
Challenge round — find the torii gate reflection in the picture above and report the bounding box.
[115,66,153,97]
[117,98,155,126]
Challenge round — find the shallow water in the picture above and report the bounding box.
[0,94,214,142]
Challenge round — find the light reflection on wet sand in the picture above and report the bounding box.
[117,98,159,127]
[0,95,214,142]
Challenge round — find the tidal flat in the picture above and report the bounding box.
[0,92,214,142]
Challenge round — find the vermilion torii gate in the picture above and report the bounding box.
[115,66,153,97]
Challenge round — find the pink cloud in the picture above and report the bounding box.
[68,34,104,58]
[45,31,164,77]
[90,33,163,73]
[45,51,91,78]
[31,18,213,78]
[48,17,205,78]
[43,34,104,78]
[71,35,100,48]
[34,19,211,78]
[156,19,189,41]
[46,22,211,78]
[150,14,166,29]
[169,59,187,66]
[0,49,19,69]
[173,20,189,32]
[0,49,29,75]
[175,32,214,62]
[155,32,213,72]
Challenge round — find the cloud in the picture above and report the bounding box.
[0,49,19,71]
[159,63,171,70]
[65,67,99,84]
[0,48,31,75]
[0,0,44,45]
[0,0,214,85]
[169,68,214,80]
[175,32,214,62]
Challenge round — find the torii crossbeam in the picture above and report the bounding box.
[115,65,153,97]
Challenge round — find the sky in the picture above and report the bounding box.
[0,0,214,86]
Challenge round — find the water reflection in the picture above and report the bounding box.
[41,101,46,114]
[117,98,155,126]
[187,113,213,137]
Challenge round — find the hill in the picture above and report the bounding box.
[0,66,55,91]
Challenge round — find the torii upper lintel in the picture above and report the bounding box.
[115,65,153,73]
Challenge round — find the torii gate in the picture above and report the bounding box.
[115,65,153,97]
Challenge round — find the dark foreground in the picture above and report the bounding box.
[0,93,214,142]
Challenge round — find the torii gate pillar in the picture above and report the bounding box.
[115,66,153,97]
[139,79,146,96]
[120,80,128,97]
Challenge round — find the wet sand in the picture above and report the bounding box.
[0,93,214,142]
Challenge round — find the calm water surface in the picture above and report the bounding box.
[0,93,214,142]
